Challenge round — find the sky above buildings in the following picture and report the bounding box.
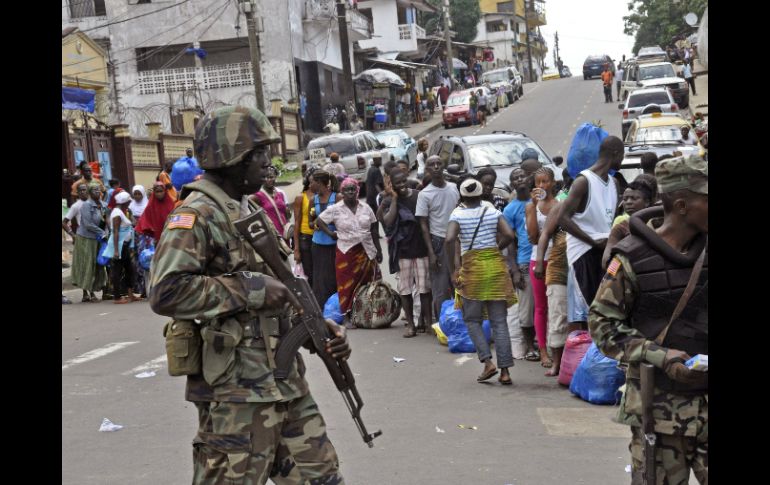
[539,0,637,71]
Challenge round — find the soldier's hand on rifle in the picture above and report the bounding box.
[662,348,706,385]
[263,275,304,314]
[324,319,351,361]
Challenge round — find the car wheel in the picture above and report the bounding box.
[444,123,449,129]
[584,75,588,80]
[507,92,514,104]
[518,86,523,97]
[494,106,499,113]
[621,125,628,141]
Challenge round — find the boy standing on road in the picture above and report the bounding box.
[601,65,614,103]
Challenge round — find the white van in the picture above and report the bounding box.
[480,66,524,104]
[620,60,690,108]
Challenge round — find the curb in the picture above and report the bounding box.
[408,120,445,140]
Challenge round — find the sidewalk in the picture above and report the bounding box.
[689,59,708,111]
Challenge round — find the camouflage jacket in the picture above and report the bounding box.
[589,253,707,439]
[150,182,309,403]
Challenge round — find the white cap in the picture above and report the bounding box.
[459,178,483,197]
[115,192,131,204]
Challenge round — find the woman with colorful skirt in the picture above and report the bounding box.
[445,177,518,385]
[315,177,383,325]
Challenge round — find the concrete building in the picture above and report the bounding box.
[477,0,548,82]
[62,0,372,135]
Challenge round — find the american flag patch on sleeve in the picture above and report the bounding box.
[167,214,196,230]
[607,257,621,277]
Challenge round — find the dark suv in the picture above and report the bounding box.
[427,132,562,198]
[583,55,614,80]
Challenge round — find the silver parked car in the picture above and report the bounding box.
[619,87,680,140]
[303,131,394,185]
[373,129,417,168]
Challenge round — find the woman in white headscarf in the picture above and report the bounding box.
[128,185,148,218]
[128,185,150,298]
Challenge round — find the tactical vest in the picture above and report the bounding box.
[612,207,708,393]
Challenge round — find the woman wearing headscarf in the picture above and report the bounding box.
[308,170,339,309]
[446,177,518,385]
[136,182,176,244]
[316,177,383,319]
[102,191,140,303]
[129,185,150,298]
[251,166,290,237]
[71,184,108,302]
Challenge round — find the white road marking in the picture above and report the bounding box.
[454,355,474,366]
[123,355,167,375]
[98,313,111,316]
[62,341,139,370]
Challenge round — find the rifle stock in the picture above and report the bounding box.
[234,208,382,447]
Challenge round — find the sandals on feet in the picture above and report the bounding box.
[540,359,553,368]
[477,366,498,382]
[524,350,540,361]
[403,328,417,338]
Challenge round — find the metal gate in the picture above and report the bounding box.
[62,117,114,204]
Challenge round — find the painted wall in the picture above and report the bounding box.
[357,0,416,54]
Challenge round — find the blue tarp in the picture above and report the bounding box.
[62,87,95,113]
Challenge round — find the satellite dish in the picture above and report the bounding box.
[684,12,698,27]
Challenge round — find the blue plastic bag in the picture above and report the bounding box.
[139,244,155,271]
[567,123,609,179]
[96,240,110,266]
[569,343,626,405]
[439,299,492,354]
[323,293,344,324]
[171,158,204,191]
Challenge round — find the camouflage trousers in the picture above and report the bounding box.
[629,426,708,485]
[191,394,344,485]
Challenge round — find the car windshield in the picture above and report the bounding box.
[376,134,401,148]
[446,95,469,107]
[587,57,605,64]
[629,92,671,107]
[633,125,686,143]
[307,138,356,157]
[639,64,676,80]
[482,72,508,83]
[467,140,548,169]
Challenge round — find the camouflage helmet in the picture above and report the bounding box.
[194,106,280,169]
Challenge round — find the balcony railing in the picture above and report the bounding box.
[138,62,254,96]
[398,23,426,41]
[304,0,372,37]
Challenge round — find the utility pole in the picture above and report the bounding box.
[336,0,354,96]
[443,0,454,91]
[554,31,560,68]
[525,0,534,83]
[240,0,265,111]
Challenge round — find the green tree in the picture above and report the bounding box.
[419,0,481,43]
[623,0,707,54]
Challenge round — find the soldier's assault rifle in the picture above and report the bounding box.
[235,207,382,448]
[640,363,656,484]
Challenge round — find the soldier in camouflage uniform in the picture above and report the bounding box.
[589,155,708,485]
[150,106,349,484]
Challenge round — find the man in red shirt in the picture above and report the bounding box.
[601,64,614,103]
[437,84,449,108]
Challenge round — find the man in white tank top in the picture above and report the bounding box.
[559,136,624,312]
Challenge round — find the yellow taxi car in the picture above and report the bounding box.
[620,112,706,180]
[542,68,561,81]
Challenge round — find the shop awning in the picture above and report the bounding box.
[364,57,416,71]
[400,61,437,70]
[353,68,406,87]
